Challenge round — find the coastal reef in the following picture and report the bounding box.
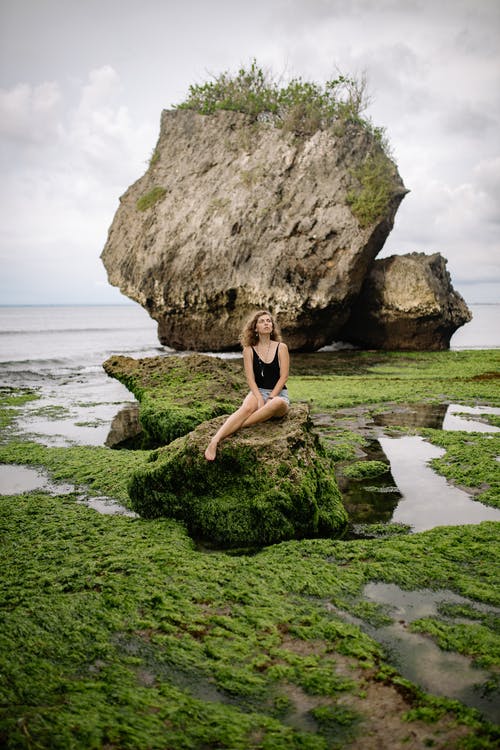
[1,351,500,748]
[100,65,471,351]
[129,403,348,547]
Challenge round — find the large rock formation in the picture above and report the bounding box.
[128,403,348,548]
[101,109,407,351]
[340,253,472,350]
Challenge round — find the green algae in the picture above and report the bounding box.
[1,493,498,749]
[342,460,388,480]
[0,386,38,434]
[103,354,247,446]
[422,430,500,509]
[129,406,348,548]
[409,617,500,670]
[288,350,500,410]
[0,441,150,502]
[2,350,500,747]
[349,522,412,539]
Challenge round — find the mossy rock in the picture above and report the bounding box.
[103,353,247,446]
[342,460,389,480]
[129,403,348,548]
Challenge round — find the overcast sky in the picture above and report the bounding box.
[1,0,499,306]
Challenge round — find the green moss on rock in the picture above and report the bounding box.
[103,353,247,447]
[136,186,166,211]
[129,404,348,547]
[342,460,389,480]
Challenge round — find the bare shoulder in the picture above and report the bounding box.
[278,342,289,352]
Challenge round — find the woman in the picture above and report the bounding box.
[204,310,290,461]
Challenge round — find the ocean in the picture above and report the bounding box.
[0,302,498,447]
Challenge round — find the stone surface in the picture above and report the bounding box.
[340,252,472,350]
[128,403,348,548]
[101,109,407,351]
[103,353,247,446]
[105,404,143,448]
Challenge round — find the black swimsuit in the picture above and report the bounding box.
[252,343,287,389]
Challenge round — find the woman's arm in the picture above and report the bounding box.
[243,346,264,404]
[270,343,289,397]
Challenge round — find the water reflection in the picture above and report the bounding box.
[0,464,74,495]
[373,403,447,430]
[443,404,500,432]
[337,439,401,524]
[328,582,500,723]
[0,463,136,516]
[380,435,500,530]
[342,402,500,531]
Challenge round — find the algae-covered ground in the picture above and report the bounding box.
[1,350,499,749]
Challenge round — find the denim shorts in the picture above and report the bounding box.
[258,387,290,405]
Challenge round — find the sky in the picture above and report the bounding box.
[0,0,499,306]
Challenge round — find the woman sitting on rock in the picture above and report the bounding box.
[204,310,290,461]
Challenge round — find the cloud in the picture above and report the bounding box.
[0,65,156,303]
[0,80,62,143]
[1,0,499,305]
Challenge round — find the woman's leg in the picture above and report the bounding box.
[204,393,258,461]
[241,397,289,427]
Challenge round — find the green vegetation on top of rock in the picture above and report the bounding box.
[176,59,385,142]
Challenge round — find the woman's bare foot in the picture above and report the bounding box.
[204,439,218,461]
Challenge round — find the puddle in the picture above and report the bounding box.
[373,402,500,433]
[380,435,500,530]
[443,404,500,432]
[373,403,448,430]
[0,464,136,517]
[0,464,74,495]
[327,582,500,723]
[337,439,402,526]
[11,375,138,447]
[338,403,500,531]
[76,496,138,517]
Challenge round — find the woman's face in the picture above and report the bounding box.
[255,314,273,336]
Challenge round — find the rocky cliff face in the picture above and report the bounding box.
[340,253,472,350]
[101,109,407,350]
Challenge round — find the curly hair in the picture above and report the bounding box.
[239,310,283,348]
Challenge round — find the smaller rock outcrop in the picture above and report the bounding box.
[105,404,143,448]
[103,353,246,446]
[339,253,472,350]
[128,404,348,548]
